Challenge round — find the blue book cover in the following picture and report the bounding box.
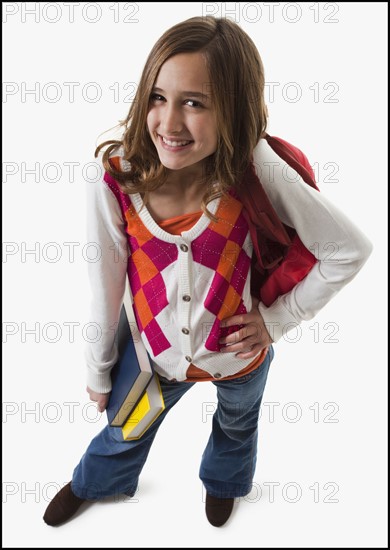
[106,304,154,427]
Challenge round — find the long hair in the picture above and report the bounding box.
[96,16,268,219]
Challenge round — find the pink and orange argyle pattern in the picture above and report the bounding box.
[191,195,251,350]
[104,169,251,356]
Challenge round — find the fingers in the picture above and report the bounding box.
[86,387,110,413]
[96,395,109,413]
[219,322,269,356]
[95,398,108,413]
[220,324,265,349]
[236,344,264,359]
[219,323,266,347]
[221,299,260,329]
[219,323,257,345]
[97,402,106,413]
[220,339,267,354]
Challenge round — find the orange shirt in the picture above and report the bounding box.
[158,210,268,382]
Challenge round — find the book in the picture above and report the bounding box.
[106,281,154,427]
[121,373,165,440]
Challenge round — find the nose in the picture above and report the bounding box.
[160,103,183,135]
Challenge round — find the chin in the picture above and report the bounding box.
[158,154,191,171]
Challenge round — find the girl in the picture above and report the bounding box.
[43,16,372,527]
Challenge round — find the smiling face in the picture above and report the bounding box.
[146,52,218,182]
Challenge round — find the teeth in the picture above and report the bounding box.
[162,136,191,147]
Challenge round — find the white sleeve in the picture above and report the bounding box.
[253,138,373,343]
[84,175,128,393]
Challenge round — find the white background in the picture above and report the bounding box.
[2,2,387,547]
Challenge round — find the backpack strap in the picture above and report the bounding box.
[264,134,319,191]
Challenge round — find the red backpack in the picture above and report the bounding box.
[237,134,319,307]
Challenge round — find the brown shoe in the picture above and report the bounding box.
[43,482,86,526]
[205,493,234,527]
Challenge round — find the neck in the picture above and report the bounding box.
[162,166,209,198]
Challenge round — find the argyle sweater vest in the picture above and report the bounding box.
[103,167,258,381]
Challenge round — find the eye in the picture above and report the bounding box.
[150,93,165,103]
[184,99,203,108]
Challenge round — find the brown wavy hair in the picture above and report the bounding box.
[95,16,268,219]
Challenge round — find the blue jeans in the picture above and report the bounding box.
[71,346,274,500]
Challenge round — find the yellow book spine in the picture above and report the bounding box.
[124,407,165,441]
[122,392,151,439]
[122,375,166,441]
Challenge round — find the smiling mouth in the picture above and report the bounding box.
[159,135,194,147]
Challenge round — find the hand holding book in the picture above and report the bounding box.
[86,386,110,413]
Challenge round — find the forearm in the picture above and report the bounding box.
[84,176,128,392]
[254,139,373,342]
